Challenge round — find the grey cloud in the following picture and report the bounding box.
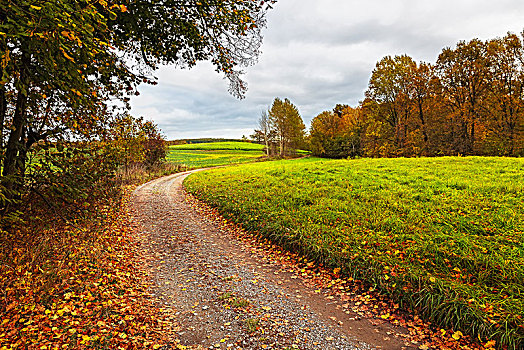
[130,0,524,139]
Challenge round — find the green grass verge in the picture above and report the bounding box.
[166,141,265,168]
[184,156,524,349]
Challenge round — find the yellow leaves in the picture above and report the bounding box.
[484,340,496,349]
[429,276,436,283]
[119,4,127,12]
[333,267,341,275]
[452,330,463,340]
[71,89,82,97]
[59,47,75,63]
[61,30,83,46]
[30,5,42,10]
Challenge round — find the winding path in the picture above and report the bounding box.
[130,171,415,350]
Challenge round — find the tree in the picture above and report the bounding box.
[339,106,364,157]
[109,114,166,172]
[366,55,417,154]
[257,110,271,156]
[268,98,305,157]
[435,39,490,155]
[309,106,363,158]
[112,0,275,99]
[410,62,435,154]
[484,33,524,155]
[309,111,339,156]
[141,120,167,169]
[0,0,125,194]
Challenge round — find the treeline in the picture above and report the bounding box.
[168,138,248,146]
[309,32,524,158]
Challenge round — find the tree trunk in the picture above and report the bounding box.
[3,90,27,183]
[0,86,6,149]
[470,119,475,155]
[417,99,429,154]
[0,34,6,150]
[263,132,269,156]
[509,127,515,156]
[2,45,30,192]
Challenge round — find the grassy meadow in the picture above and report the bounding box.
[166,141,265,168]
[184,156,524,348]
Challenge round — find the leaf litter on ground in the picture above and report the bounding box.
[0,186,180,349]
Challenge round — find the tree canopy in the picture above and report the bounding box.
[267,97,305,156]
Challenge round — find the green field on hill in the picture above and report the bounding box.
[184,156,524,348]
[166,141,265,168]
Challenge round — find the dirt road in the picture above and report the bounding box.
[130,171,415,350]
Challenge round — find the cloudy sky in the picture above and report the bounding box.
[130,0,524,140]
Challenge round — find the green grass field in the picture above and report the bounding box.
[184,156,524,348]
[166,141,265,168]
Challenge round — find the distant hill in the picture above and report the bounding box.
[167,138,261,146]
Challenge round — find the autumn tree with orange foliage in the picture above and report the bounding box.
[309,105,363,158]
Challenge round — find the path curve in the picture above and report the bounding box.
[130,171,414,350]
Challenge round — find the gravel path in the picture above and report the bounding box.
[130,171,416,350]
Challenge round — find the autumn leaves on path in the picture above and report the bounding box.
[131,172,418,350]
